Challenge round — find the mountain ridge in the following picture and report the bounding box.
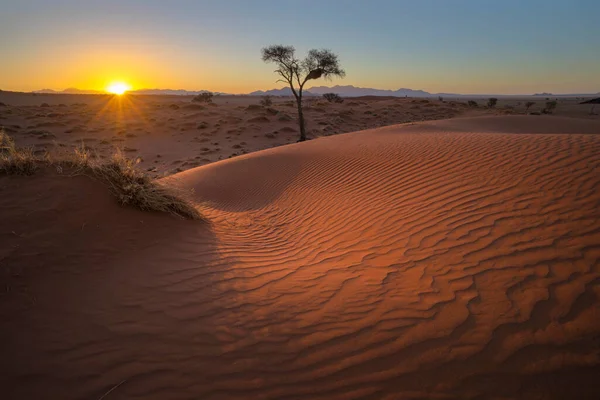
[29,86,600,97]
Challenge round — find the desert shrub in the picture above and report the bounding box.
[192,92,214,103]
[88,151,200,219]
[542,100,557,114]
[525,101,535,111]
[323,93,344,103]
[438,96,444,102]
[467,100,478,107]
[0,128,38,175]
[0,130,200,219]
[260,95,273,107]
[487,98,498,108]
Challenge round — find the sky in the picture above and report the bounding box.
[0,0,599,95]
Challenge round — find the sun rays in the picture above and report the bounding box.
[106,82,131,95]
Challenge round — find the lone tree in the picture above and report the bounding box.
[262,45,345,141]
[525,101,535,112]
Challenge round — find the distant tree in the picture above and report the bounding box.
[438,96,444,102]
[542,100,557,114]
[192,92,213,103]
[260,95,273,107]
[487,98,498,108]
[467,100,478,107]
[262,45,345,141]
[323,93,344,103]
[525,101,535,112]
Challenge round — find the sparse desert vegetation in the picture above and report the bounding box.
[542,100,558,114]
[525,101,535,112]
[1,128,38,175]
[1,129,200,219]
[323,93,344,103]
[262,45,345,141]
[259,95,273,107]
[192,92,214,103]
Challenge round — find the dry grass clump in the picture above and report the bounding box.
[84,150,201,220]
[0,130,201,220]
[0,128,38,175]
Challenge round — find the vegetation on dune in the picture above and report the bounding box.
[0,128,38,175]
[192,92,214,103]
[542,100,557,114]
[467,100,478,108]
[525,101,535,112]
[0,129,201,220]
[487,98,498,108]
[323,93,344,103]
[261,44,345,141]
[260,95,273,107]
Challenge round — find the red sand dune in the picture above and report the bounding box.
[1,116,600,399]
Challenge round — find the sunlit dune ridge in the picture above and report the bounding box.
[1,116,600,399]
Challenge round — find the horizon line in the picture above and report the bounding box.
[2,86,599,97]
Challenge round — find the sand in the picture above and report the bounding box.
[3,91,596,181]
[1,114,599,399]
[0,92,469,178]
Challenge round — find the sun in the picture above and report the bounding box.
[106,82,131,95]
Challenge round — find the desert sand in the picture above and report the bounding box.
[2,91,597,179]
[0,92,469,178]
[1,111,600,399]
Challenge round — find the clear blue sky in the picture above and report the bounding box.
[1,0,598,94]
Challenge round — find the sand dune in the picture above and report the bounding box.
[1,116,600,399]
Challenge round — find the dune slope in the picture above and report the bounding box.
[1,116,600,399]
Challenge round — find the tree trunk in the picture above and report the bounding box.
[296,96,306,141]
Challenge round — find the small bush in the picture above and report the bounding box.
[0,129,38,175]
[525,101,535,111]
[467,100,478,107]
[323,93,343,103]
[542,100,557,114]
[0,130,201,220]
[438,96,444,102]
[260,95,273,107]
[90,151,200,219]
[192,92,214,103]
[487,98,498,108]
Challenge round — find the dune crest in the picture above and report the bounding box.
[2,116,600,399]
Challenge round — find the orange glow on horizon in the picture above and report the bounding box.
[106,81,131,95]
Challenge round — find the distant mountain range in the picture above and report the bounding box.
[248,85,600,98]
[31,86,600,98]
[34,88,104,95]
[249,85,431,97]
[249,87,316,97]
[307,85,431,97]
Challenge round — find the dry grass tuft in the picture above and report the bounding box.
[0,130,201,220]
[0,128,38,175]
[85,150,201,220]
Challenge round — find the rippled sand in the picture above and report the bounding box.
[1,116,599,399]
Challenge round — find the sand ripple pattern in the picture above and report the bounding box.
[2,117,600,399]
